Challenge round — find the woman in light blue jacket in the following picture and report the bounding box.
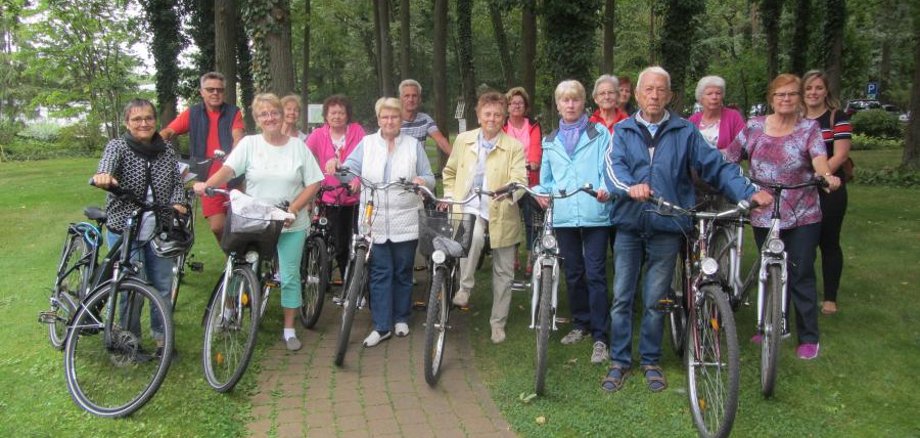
[537,80,614,364]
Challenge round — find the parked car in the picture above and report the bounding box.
[748,103,767,118]
[899,111,911,123]
[844,99,881,117]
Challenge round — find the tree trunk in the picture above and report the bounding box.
[903,7,920,170]
[521,0,537,101]
[879,41,891,102]
[433,0,450,170]
[191,0,215,74]
[301,0,311,127]
[399,0,410,79]
[266,1,295,95]
[762,0,782,81]
[789,0,809,76]
[376,0,394,97]
[659,0,704,113]
[237,30,255,131]
[649,5,656,65]
[489,1,514,88]
[823,0,845,98]
[457,0,477,128]
[214,0,238,106]
[144,0,181,125]
[602,0,615,73]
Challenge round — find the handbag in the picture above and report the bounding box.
[830,110,855,182]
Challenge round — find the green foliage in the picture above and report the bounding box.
[17,122,60,142]
[850,133,904,150]
[0,120,24,145]
[851,109,903,139]
[658,0,705,110]
[541,0,602,92]
[855,167,920,187]
[141,0,185,116]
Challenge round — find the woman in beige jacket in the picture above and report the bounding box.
[443,91,527,343]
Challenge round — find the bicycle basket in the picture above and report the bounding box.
[220,211,284,259]
[524,194,546,229]
[417,209,477,258]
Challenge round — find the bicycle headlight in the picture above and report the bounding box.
[700,257,719,276]
[541,235,557,250]
[244,250,260,264]
[432,250,447,264]
[318,217,328,226]
[766,238,785,254]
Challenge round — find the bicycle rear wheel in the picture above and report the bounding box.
[761,264,783,397]
[424,266,449,386]
[63,279,174,418]
[202,266,260,392]
[534,265,553,396]
[667,251,688,357]
[50,231,91,349]
[687,285,740,438]
[335,247,367,367]
[300,236,328,329]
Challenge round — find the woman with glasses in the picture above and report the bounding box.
[589,75,629,134]
[281,94,308,142]
[195,93,324,351]
[502,87,542,274]
[724,74,841,360]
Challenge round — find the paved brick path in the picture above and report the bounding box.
[246,272,516,437]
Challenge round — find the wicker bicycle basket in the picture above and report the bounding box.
[220,210,285,259]
[417,209,477,258]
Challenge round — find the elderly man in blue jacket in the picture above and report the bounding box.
[601,66,772,393]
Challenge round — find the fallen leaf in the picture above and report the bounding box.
[536,416,546,425]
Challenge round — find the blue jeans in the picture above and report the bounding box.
[107,231,175,342]
[368,239,418,333]
[608,230,681,367]
[556,226,611,343]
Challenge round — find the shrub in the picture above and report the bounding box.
[57,122,107,155]
[850,109,902,139]
[855,167,920,188]
[0,120,22,146]
[850,134,903,150]
[17,121,62,142]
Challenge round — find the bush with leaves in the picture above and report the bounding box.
[850,134,904,150]
[18,122,62,142]
[851,109,903,139]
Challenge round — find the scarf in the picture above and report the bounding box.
[558,114,588,157]
[124,132,167,160]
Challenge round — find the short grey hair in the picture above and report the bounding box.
[554,80,586,102]
[592,75,620,98]
[375,97,402,117]
[123,98,157,122]
[637,66,671,91]
[695,76,726,103]
[199,71,226,88]
[398,79,422,96]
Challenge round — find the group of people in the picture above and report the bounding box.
[91,66,850,393]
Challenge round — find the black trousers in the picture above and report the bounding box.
[818,184,847,302]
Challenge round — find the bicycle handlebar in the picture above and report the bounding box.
[488,182,599,200]
[89,178,177,213]
[646,195,751,220]
[335,166,420,192]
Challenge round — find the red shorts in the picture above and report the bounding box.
[201,191,229,218]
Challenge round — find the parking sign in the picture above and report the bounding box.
[867,82,879,99]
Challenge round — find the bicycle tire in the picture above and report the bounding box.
[202,266,260,392]
[50,232,91,349]
[63,279,174,418]
[687,285,740,438]
[761,264,783,397]
[667,251,688,357]
[300,236,328,329]
[335,247,367,367]
[424,266,449,386]
[534,264,553,396]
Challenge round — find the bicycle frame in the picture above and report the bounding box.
[755,206,789,337]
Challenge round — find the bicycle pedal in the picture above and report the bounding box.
[655,298,678,312]
[38,311,59,325]
[510,280,530,291]
[412,301,427,311]
[265,280,280,288]
[189,262,204,272]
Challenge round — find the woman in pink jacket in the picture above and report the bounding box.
[306,95,366,279]
[688,75,746,150]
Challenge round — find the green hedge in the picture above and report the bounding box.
[850,109,903,139]
[854,167,920,188]
[850,134,904,150]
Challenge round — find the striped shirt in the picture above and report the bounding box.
[812,109,852,158]
[401,111,440,143]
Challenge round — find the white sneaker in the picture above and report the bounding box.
[491,326,506,344]
[395,322,409,337]
[362,330,392,348]
[452,289,470,307]
[591,341,608,364]
[561,329,587,345]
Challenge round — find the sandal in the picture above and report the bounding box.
[601,364,629,393]
[642,365,668,392]
[821,301,838,315]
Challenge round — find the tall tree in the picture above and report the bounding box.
[789,0,810,75]
[659,0,705,111]
[237,29,255,131]
[761,0,782,80]
[489,1,514,88]
[457,0,478,127]
[1,0,28,123]
[214,0,238,106]
[188,0,215,75]
[903,2,920,170]
[243,0,295,94]
[300,0,310,127]
[433,0,450,170]
[399,0,410,79]
[822,0,845,97]
[602,0,615,73]
[520,0,537,100]
[376,0,394,96]
[143,0,183,124]
[543,0,601,91]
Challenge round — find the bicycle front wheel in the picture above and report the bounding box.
[300,235,328,329]
[761,264,783,397]
[202,266,260,392]
[667,251,688,357]
[50,232,91,349]
[687,285,740,438]
[424,266,449,386]
[335,247,367,367]
[534,264,553,396]
[63,279,174,418]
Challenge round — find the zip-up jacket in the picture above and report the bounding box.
[604,111,755,234]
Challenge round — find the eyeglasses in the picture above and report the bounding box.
[596,91,618,98]
[509,101,526,107]
[128,116,156,125]
[203,87,225,94]
[773,91,800,99]
[256,111,281,120]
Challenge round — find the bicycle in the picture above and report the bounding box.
[299,182,353,329]
[493,181,598,396]
[407,183,478,386]
[50,182,176,418]
[649,196,745,438]
[747,176,827,398]
[332,167,416,367]
[199,187,292,392]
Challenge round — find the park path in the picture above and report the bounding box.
[246,269,516,437]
